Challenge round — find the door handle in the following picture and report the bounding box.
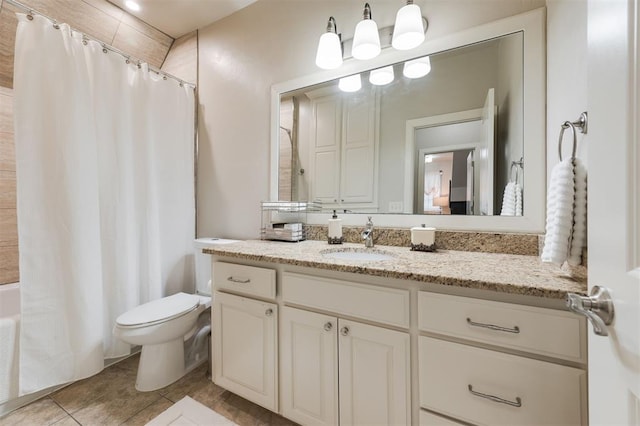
[566,285,614,336]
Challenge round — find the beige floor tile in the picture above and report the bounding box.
[120,396,173,426]
[51,365,137,414]
[0,397,68,426]
[69,386,162,426]
[269,413,299,426]
[160,363,221,402]
[51,415,81,425]
[225,393,273,426]
[109,353,140,374]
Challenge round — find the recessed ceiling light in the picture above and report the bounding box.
[124,0,141,12]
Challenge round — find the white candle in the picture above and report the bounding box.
[411,226,435,246]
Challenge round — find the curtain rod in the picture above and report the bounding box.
[3,0,196,89]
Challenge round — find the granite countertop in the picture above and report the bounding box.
[203,240,587,299]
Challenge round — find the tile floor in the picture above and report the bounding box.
[0,354,297,426]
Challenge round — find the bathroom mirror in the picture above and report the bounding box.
[270,9,545,232]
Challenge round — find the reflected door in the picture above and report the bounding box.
[478,88,495,215]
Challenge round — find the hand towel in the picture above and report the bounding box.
[500,181,523,216]
[541,158,587,265]
[568,159,587,266]
[500,182,516,215]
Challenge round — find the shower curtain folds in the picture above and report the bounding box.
[13,14,195,395]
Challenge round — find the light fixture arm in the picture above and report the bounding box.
[363,3,372,20]
[327,16,338,34]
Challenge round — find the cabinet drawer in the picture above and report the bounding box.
[419,337,587,426]
[418,292,586,363]
[214,262,276,300]
[282,272,410,328]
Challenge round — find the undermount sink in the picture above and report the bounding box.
[321,248,396,262]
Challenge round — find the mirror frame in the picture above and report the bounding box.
[270,8,545,233]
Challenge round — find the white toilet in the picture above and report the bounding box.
[113,238,238,391]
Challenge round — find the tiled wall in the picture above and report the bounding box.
[0,86,17,284]
[0,0,198,284]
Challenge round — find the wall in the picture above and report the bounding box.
[546,0,587,179]
[161,30,198,84]
[197,0,546,239]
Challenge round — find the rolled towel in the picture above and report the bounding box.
[541,159,575,265]
[568,158,587,266]
[514,182,523,216]
[500,182,516,216]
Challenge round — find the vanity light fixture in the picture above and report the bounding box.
[315,17,343,70]
[338,74,362,92]
[392,0,426,50]
[403,55,431,78]
[352,3,381,60]
[124,0,141,12]
[369,66,395,85]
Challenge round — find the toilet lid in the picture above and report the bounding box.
[116,292,200,327]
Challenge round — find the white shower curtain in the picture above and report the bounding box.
[13,14,195,395]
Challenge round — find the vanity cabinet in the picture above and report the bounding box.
[309,91,379,210]
[212,262,278,412]
[280,273,410,426]
[417,292,587,425]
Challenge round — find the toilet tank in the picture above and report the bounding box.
[193,238,239,296]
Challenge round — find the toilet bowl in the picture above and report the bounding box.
[113,292,211,391]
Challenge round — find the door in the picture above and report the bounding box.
[280,307,338,426]
[310,95,342,204]
[478,88,495,215]
[466,151,474,215]
[586,0,640,423]
[212,292,278,411]
[338,320,410,426]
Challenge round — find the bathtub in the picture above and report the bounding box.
[0,283,20,406]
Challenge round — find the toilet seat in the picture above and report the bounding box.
[116,292,200,328]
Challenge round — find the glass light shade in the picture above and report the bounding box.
[403,56,431,78]
[316,32,343,70]
[338,74,362,92]
[352,19,381,60]
[392,3,425,50]
[369,66,394,85]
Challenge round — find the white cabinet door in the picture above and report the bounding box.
[280,307,338,426]
[338,320,410,426]
[212,291,277,412]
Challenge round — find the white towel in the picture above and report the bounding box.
[541,158,587,265]
[500,181,523,216]
[568,159,587,266]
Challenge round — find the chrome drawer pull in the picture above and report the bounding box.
[227,276,251,284]
[466,317,520,334]
[468,385,522,408]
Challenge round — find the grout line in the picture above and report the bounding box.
[119,392,165,425]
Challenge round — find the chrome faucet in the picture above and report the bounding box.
[361,216,374,248]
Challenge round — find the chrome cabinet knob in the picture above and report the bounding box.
[324,322,333,332]
[340,326,350,336]
[566,285,614,336]
[265,308,273,317]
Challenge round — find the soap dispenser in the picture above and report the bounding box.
[328,210,343,244]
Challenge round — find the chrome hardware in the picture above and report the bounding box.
[468,385,522,408]
[227,276,251,284]
[361,216,374,248]
[324,322,333,332]
[265,308,273,317]
[566,285,614,336]
[340,326,350,336]
[466,318,520,334]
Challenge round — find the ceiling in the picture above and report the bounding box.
[107,0,258,38]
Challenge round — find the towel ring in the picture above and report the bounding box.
[558,121,577,161]
[510,162,519,184]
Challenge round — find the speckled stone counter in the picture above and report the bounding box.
[203,240,587,299]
